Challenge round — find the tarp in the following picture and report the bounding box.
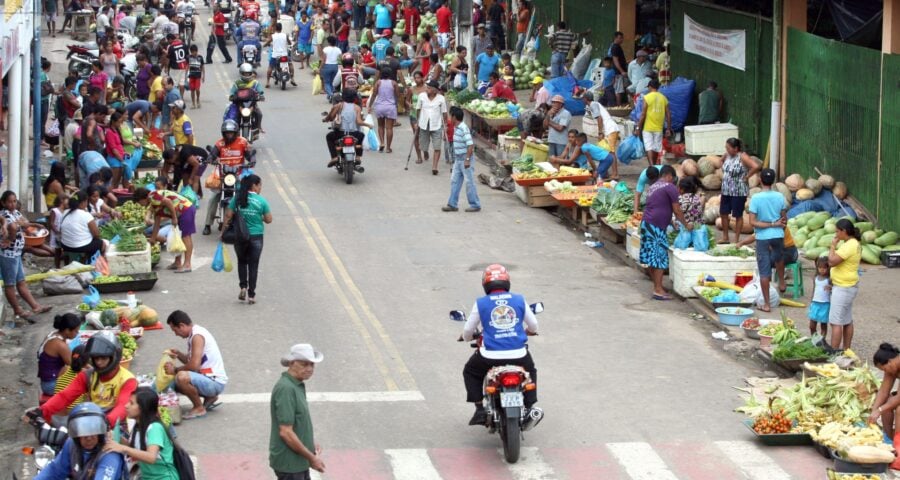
[629,77,696,132]
[826,0,883,44]
[544,74,594,116]
[786,190,858,221]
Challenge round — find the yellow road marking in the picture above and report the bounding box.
[259,150,416,391]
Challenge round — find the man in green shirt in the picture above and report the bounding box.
[269,344,326,480]
[698,81,723,125]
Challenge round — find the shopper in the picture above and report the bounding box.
[747,168,786,313]
[635,79,670,166]
[270,344,326,479]
[223,174,271,304]
[442,106,480,213]
[0,191,52,319]
[415,80,449,175]
[164,310,228,419]
[368,67,400,153]
[827,219,862,350]
[639,165,691,300]
[103,387,179,479]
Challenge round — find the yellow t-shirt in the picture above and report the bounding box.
[831,238,861,287]
[149,77,163,103]
[643,91,668,133]
[172,114,195,146]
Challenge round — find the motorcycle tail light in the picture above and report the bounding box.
[499,372,521,387]
[342,137,355,146]
[280,56,289,62]
[485,386,497,395]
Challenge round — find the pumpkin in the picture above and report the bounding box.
[700,173,722,190]
[785,173,804,191]
[748,187,762,199]
[749,155,762,166]
[715,214,753,234]
[805,178,823,196]
[833,181,848,200]
[748,173,761,189]
[707,194,721,207]
[673,164,684,179]
[846,445,897,464]
[703,205,719,224]
[697,157,716,177]
[796,188,815,201]
[101,309,119,328]
[681,159,699,177]
[774,183,792,205]
[705,155,723,169]
[818,174,835,189]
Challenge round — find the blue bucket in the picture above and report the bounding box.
[715,307,755,326]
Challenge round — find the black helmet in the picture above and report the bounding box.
[84,331,122,377]
[221,119,239,141]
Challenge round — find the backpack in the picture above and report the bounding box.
[172,443,196,480]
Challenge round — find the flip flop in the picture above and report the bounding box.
[31,306,52,314]
[182,412,207,420]
[174,268,192,274]
[652,294,672,301]
[204,401,222,411]
[166,263,180,270]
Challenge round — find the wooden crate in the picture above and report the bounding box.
[525,185,558,208]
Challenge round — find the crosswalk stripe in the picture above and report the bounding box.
[607,442,680,480]
[714,440,793,480]
[385,449,442,480]
[501,446,556,480]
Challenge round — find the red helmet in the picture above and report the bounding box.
[246,10,257,20]
[482,264,510,294]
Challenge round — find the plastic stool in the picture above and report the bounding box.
[781,262,804,298]
[62,251,89,265]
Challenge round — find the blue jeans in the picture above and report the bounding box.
[321,64,339,97]
[187,371,226,397]
[595,154,614,178]
[447,157,481,209]
[550,51,566,78]
[0,255,25,286]
[352,4,366,30]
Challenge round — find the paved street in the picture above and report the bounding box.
[83,16,836,479]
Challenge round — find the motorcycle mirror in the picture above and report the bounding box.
[449,310,466,322]
[530,302,544,314]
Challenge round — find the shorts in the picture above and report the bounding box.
[548,143,566,157]
[783,246,798,264]
[642,130,663,152]
[613,74,625,94]
[107,155,123,168]
[719,195,747,217]
[0,255,26,286]
[829,284,858,326]
[437,32,451,49]
[188,77,201,91]
[418,128,443,152]
[604,131,620,151]
[755,237,784,279]
[297,42,313,54]
[41,379,58,395]
[45,11,58,21]
[275,471,311,480]
[187,372,226,397]
[177,205,197,237]
[808,301,830,323]
[399,59,414,69]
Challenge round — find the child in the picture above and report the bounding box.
[104,386,180,478]
[48,194,67,268]
[808,256,831,336]
[187,44,205,108]
[677,176,705,225]
[600,56,617,106]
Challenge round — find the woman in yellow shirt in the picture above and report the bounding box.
[827,218,862,350]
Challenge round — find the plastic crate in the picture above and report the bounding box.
[881,251,900,268]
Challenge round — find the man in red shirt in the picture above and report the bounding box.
[386,0,401,23]
[488,71,517,103]
[402,0,420,36]
[436,1,452,54]
[206,6,233,63]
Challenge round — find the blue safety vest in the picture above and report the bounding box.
[476,292,528,352]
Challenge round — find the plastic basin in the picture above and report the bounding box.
[716,307,755,326]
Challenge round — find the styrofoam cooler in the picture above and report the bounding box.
[106,243,152,276]
[626,232,641,260]
[684,123,739,155]
[669,247,758,298]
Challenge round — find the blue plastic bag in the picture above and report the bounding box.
[211,242,225,272]
[674,226,693,249]
[692,225,710,252]
[616,135,645,165]
[179,184,198,205]
[82,285,101,307]
[366,128,380,152]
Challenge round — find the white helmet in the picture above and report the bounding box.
[239,63,254,79]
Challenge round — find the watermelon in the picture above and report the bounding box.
[101,309,119,328]
[861,245,881,265]
[875,231,899,247]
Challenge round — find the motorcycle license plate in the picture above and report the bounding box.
[342,146,355,154]
[500,392,524,408]
[281,62,289,71]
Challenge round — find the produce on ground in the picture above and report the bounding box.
[511,58,547,90]
[92,275,135,284]
[118,331,138,360]
[116,201,148,224]
[772,338,827,361]
[758,318,792,337]
[77,300,120,311]
[741,318,760,330]
[752,405,793,434]
[804,362,842,377]
[114,305,159,328]
[813,422,890,451]
[788,211,899,264]
[700,287,721,302]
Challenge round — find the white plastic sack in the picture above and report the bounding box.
[42,275,84,296]
[739,278,780,309]
[570,40,593,79]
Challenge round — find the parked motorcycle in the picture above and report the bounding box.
[66,42,99,79]
[22,408,69,474]
[451,302,545,464]
[274,55,291,90]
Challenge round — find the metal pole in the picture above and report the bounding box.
[20,42,32,202]
[769,0,782,176]
[8,59,23,196]
[33,0,44,212]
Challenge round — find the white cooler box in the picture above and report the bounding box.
[684,123,739,155]
[668,247,757,298]
[106,243,152,276]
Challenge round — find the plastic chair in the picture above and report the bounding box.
[780,262,804,299]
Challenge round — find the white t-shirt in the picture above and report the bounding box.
[588,101,619,137]
[60,209,95,248]
[323,46,342,65]
[175,0,195,16]
[96,13,110,30]
[271,32,289,57]
[151,15,169,34]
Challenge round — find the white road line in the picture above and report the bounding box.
[500,446,556,480]
[714,440,792,480]
[385,449,443,480]
[607,442,680,480]
[177,390,424,406]
[310,471,323,480]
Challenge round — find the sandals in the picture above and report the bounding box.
[239,289,247,301]
[248,297,256,305]
[432,170,439,175]
[32,306,52,314]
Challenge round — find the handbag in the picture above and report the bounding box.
[223,207,250,244]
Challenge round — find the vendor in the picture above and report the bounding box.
[517,103,549,141]
[529,76,549,106]
[870,343,900,470]
[633,164,664,211]
[486,72,517,103]
[548,129,579,166]
[59,190,106,259]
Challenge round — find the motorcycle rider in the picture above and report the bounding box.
[462,264,539,426]
[264,22,296,88]
[39,331,137,427]
[323,90,367,168]
[175,0,197,39]
[228,63,265,134]
[203,119,255,235]
[33,403,127,480]
[235,10,262,66]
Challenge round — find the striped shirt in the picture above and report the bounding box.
[453,121,474,158]
[551,30,576,54]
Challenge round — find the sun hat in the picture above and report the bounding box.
[530,76,544,85]
[550,94,565,103]
[281,344,324,366]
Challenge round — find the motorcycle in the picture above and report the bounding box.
[22,408,69,474]
[231,88,262,143]
[182,15,195,48]
[66,43,99,79]
[274,55,291,90]
[451,302,545,464]
[241,43,259,67]
[331,129,364,184]
[204,146,254,229]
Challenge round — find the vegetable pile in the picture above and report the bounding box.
[466,99,521,119]
[772,338,827,361]
[510,58,547,90]
[100,220,148,253]
[788,211,900,264]
[116,201,148,224]
[752,404,792,434]
[118,331,138,360]
[140,138,161,161]
[92,275,135,284]
[707,246,754,258]
[591,189,633,221]
[77,300,120,311]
